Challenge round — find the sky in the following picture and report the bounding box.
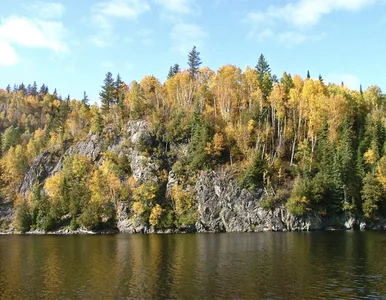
[0,0,385,103]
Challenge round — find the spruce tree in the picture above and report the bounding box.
[255,54,272,99]
[255,54,271,83]
[307,70,311,79]
[115,73,123,104]
[100,71,115,112]
[81,91,89,107]
[188,46,201,79]
[167,64,181,79]
[31,81,38,96]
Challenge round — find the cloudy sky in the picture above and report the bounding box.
[0,0,385,103]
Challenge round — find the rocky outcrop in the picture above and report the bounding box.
[193,170,382,232]
[11,121,386,234]
[20,151,60,197]
[195,170,288,232]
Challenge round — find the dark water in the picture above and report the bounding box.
[1,232,386,299]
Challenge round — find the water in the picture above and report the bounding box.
[0,232,386,299]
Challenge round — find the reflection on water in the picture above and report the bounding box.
[0,232,386,299]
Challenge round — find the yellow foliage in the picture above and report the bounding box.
[149,204,163,227]
[364,149,377,166]
[71,155,91,181]
[133,184,157,202]
[44,172,64,201]
[89,169,106,204]
[170,184,194,213]
[247,120,256,133]
[376,156,386,189]
[132,201,146,216]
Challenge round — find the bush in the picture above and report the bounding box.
[79,202,102,230]
[14,201,31,233]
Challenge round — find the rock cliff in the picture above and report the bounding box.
[1,120,384,233]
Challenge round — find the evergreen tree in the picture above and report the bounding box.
[31,81,38,96]
[307,70,311,79]
[115,73,123,104]
[5,84,11,93]
[318,74,324,83]
[81,91,89,107]
[100,71,115,112]
[40,84,48,95]
[167,64,181,79]
[280,72,294,97]
[255,54,271,83]
[255,54,272,99]
[18,83,26,94]
[187,46,201,79]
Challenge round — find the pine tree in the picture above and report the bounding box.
[167,64,181,79]
[100,72,115,112]
[115,73,123,104]
[31,81,38,96]
[18,83,26,94]
[188,46,201,79]
[255,53,271,83]
[6,84,11,93]
[307,70,311,79]
[39,84,48,95]
[81,91,89,107]
[318,74,324,83]
[255,54,272,99]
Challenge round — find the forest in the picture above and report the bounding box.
[1,47,386,232]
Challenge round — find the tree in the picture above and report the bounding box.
[188,46,201,79]
[307,70,311,79]
[168,64,181,79]
[115,73,124,104]
[81,91,89,107]
[31,81,38,96]
[100,72,115,112]
[255,54,272,99]
[255,54,271,83]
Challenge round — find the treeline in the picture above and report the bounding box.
[1,47,386,232]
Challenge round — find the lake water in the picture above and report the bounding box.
[1,232,386,299]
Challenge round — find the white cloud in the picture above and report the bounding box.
[153,0,196,15]
[326,73,361,90]
[0,40,19,66]
[90,0,150,47]
[0,15,68,65]
[26,1,66,20]
[277,31,326,47]
[92,0,150,28]
[170,22,207,54]
[245,0,377,44]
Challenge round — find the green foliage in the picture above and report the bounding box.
[3,57,386,231]
[188,46,201,79]
[100,71,115,112]
[361,173,383,220]
[286,177,311,216]
[14,201,31,233]
[79,202,102,230]
[239,154,265,190]
[2,126,21,153]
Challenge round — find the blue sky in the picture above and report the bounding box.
[0,0,385,103]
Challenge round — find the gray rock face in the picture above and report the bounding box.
[195,170,288,232]
[194,170,359,232]
[20,151,60,197]
[14,121,386,234]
